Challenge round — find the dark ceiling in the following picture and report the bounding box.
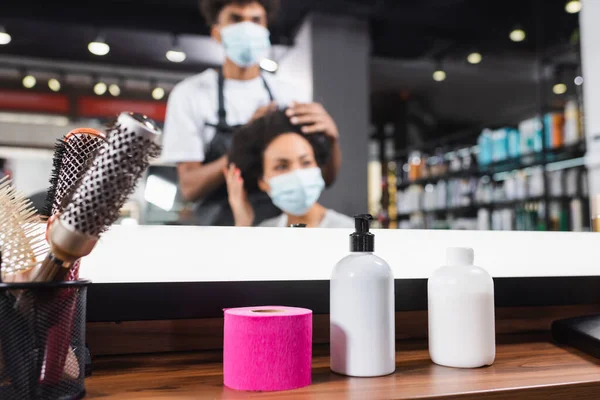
[0,0,580,72]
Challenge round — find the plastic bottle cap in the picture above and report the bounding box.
[446,247,474,266]
[350,214,374,252]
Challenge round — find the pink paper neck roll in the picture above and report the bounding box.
[223,306,312,392]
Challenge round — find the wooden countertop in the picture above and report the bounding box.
[85,334,600,399]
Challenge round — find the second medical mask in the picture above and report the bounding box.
[220,21,271,68]
[267,167,325,216]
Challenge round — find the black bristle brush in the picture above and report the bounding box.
[41,128,107,281]
[42,128,107,219]
[41,139,67,219]
[22,129,106,389]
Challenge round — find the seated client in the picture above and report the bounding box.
[225,109,353,228]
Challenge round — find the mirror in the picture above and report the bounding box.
[0,0,591,231]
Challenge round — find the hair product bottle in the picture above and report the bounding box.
[428,247,495,368]
[330,214,395,377]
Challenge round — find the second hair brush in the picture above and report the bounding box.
[43,127,107,282]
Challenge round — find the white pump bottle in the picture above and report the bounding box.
[330,214,395,377]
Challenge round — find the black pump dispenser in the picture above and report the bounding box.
[350,214,374,252]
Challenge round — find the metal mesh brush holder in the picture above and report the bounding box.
[0,280,90,400]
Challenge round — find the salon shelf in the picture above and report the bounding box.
[478,195,589,209]
[397,205,477,219]
[397,169,477,190]
[85,333,600,399]
[397,195,589,219]
[397,141,587,190]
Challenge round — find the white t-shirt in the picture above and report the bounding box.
[161,69,310,163]
[259,209,355,228]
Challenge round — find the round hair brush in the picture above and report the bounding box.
[42,128,107,281]
[31,112,162,282]
[42,128,107,218]
[34,128,107,386]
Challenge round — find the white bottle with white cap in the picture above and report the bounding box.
[428,247,495,368]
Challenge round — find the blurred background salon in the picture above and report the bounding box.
[1,0,598,233]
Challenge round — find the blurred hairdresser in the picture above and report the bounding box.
[226,109,353,228]
[162,0,342,225]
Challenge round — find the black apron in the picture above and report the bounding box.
[193,69,280,226]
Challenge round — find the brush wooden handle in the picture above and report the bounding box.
[30,255,67,283]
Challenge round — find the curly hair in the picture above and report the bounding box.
[228,109,331,193]
[200,0,280,26]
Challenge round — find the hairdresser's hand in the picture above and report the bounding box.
[223,164,254,227]
[250,101,277,122]
[286,102,339,141]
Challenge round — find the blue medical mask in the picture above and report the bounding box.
[220,21,271,68]
[267,167,325,216]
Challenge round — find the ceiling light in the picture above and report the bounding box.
[88,37,110,56]
[48,78,61,92]
[433,70,446,82]
[553,83,567,94]
[166,50,186,63]
[166,35,186,63]
[22,75,36,89]
[152,87,165,100]
[94,82,107,95]
[260,58,278,72]
[109,83,120,96]
[565,0,582,14]
[574,76,583,86]
[0,27,11,45]
[510,28,526,42]
[467,52,482,64]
